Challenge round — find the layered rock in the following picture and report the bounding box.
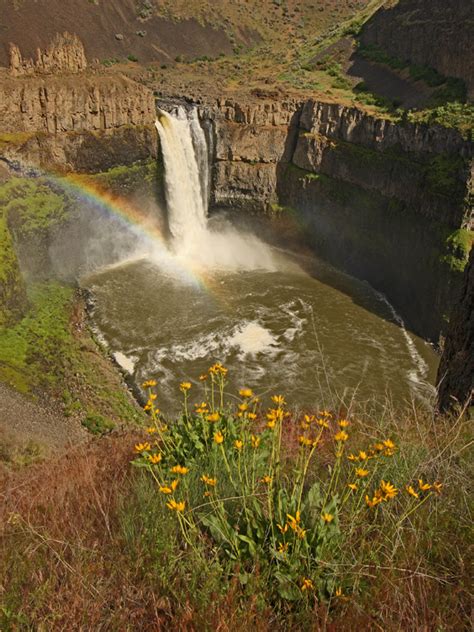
[0,75,157,172]
[360,0,474,99]
[207,95,472,340]
[437,248,474,412]
[208,98,301,210]
[9,33,87,77]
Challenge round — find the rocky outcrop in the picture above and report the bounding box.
[0,75,157,172]
[207,95,472,340]
[208,98,301,210]
[9,33,87,77]
[360,0,474,99]
[437,247,474,411]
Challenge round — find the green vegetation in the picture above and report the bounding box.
[0,283,76,393]
[0,178,68,237]
[0,173,146,429]
[0,374,471,629]
[441,229,474,272]
[0,213,27,327]
[84,159,160,195]
[82,410,116,435]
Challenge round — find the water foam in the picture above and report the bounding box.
[229,322,278,355]
[155,106,287,274]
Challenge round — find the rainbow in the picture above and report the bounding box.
[37,168,224,297]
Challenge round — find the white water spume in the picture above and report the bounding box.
[154,107,284,272]
[155,107,208,245]
[374,290,436,400]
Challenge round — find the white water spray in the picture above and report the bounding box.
[155,107,208,246]
[154,106,285,272]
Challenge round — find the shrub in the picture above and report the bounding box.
[133,365,444,604]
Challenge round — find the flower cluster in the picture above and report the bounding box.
[132,367,442,603]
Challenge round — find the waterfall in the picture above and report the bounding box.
[155,106,209,247]
[154,104,277,272]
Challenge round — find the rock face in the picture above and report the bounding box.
[437,248,474,412]
[360,0,474,99]
[207,98,302,210]
[208,95,472,340]
[9,33,87,77]
[0,75,157,172]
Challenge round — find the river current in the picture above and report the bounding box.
[85,106,438,413]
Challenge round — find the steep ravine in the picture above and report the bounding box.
[203,96,472,344]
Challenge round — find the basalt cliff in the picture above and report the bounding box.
[0,22,472,411]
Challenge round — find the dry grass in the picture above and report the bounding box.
[0,403,472,631]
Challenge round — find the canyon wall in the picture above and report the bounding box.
[437,248,474,411]
[0,74,157,172]
[208,96,472,341]
[360,0,474,99]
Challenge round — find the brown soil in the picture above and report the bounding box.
[347,53,433,109]
[0,382,87,459]
[0,0,238,66]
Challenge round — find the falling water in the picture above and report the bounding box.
[154,106,278,270]
[155,107,209,248]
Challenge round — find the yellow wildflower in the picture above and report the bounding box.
[199,374,207,381]
[248,412,257,421]
[338,419,350,428]
[148,453,162,464]
[348,483,358,491]
[239,388,253,398]
[383,439,396,450]
[406,485,419,499]
[271,395,286,406]
[201,474,217,486]
[322,512,334,524]
[365,494,382,508]
[334,430,349,442]
[266,418,276,429]
[251,434,261,448]
[214,431,224,444]
[355,467,369,478]
[146,426,157,434]
[347,453,358,462]
[317,419,329,429]
[206,412,220,423]
[304,414,315,423]
[277,523,288,534]
[171,465,189,475]
[319,410,332,418]
[142,379,157,388]
[159,485,172,495]
[149,393,157,401]
[170,479,179,491]
[234,439,244,451]
[335,587,343,598]
[287,511,301,529]
[358,450,368,461]
[418,479,432,492]
[135,442,151,453]
[301,578,314,592]
[166,499,185,512]
[238,403,248,412]
[433,481,443,494]
[260,475,272,484]
[380,480,398,499]
[278,542,288,554]
[180,381,192,392]
[298,435,312,447]
[209,362,228,376]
